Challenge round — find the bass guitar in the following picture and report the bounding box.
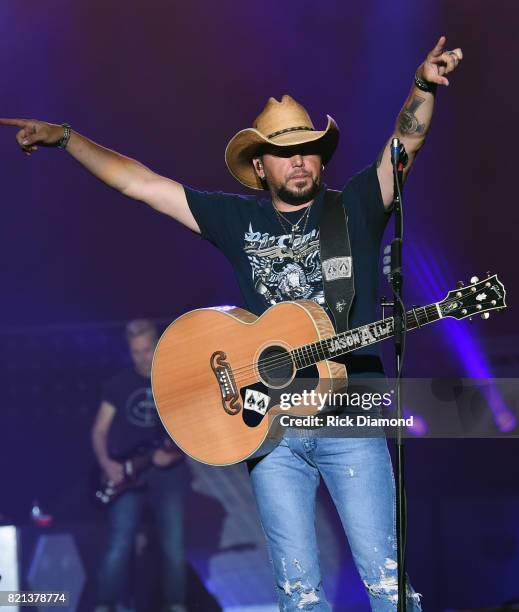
[93,438,183,505]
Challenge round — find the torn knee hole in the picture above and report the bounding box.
[363,577,422,606]
[364,575,398,602]
[281,580,320,608]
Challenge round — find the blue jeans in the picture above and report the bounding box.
[96,463,189,607]
[248,434,421,610]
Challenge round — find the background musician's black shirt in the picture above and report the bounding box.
[103,368,163,458]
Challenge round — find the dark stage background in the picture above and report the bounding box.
[1,0,518,610]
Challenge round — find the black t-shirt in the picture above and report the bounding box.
[185,163,391,370]
[103,368,164,458]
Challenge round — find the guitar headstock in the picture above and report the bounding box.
[438,274,507,321]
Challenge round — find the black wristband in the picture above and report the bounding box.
[56,123,71,149]
[414,72,437,94]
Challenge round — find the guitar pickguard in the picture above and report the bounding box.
[240,364,320,427]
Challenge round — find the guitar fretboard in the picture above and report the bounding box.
[291,303,442,369]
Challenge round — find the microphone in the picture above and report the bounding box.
[391,138,401,166]
[391,138,408,171]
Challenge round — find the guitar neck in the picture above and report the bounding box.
[292,302,442,369]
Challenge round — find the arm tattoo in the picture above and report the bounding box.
[398,95,427,136]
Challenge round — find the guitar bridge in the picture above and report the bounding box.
[210,351,241,415]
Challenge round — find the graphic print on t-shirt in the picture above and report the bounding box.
[244,224,324,306]
[125,387,159,427]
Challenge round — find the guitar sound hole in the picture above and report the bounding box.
[258,345,294,387]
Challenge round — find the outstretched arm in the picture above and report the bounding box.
[0,118,200,232]
[376,36,463,208]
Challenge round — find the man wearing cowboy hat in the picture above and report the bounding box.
[1,35,462,610]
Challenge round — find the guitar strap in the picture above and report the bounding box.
[319,189,355,334]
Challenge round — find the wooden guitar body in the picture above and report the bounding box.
[152,300,346,465]
[152,274,506,465]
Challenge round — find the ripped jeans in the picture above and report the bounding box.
[248,435,421,611]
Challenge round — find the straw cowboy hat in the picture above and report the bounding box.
[225,95,340,190]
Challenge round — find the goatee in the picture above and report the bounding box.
[276,177,321,206]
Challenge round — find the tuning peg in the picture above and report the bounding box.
[469,317,473,321]
[486,271,491,277]
[457,281,464,288]
[481,312,490,320]
[470,276,479,284]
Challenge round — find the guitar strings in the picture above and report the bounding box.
[231,305,435,377]
[229,306,437,385]
[230,306,435,381]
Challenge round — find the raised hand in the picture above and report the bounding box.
[0,117,65,155]
[419,36,463,87]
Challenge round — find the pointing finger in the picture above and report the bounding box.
[0,118,30,128]
[429,36,446,58]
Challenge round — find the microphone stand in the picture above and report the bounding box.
[390,138,407,611]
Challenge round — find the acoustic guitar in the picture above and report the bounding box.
[151,274,506,466]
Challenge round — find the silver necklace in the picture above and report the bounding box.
[273,202,312,242]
